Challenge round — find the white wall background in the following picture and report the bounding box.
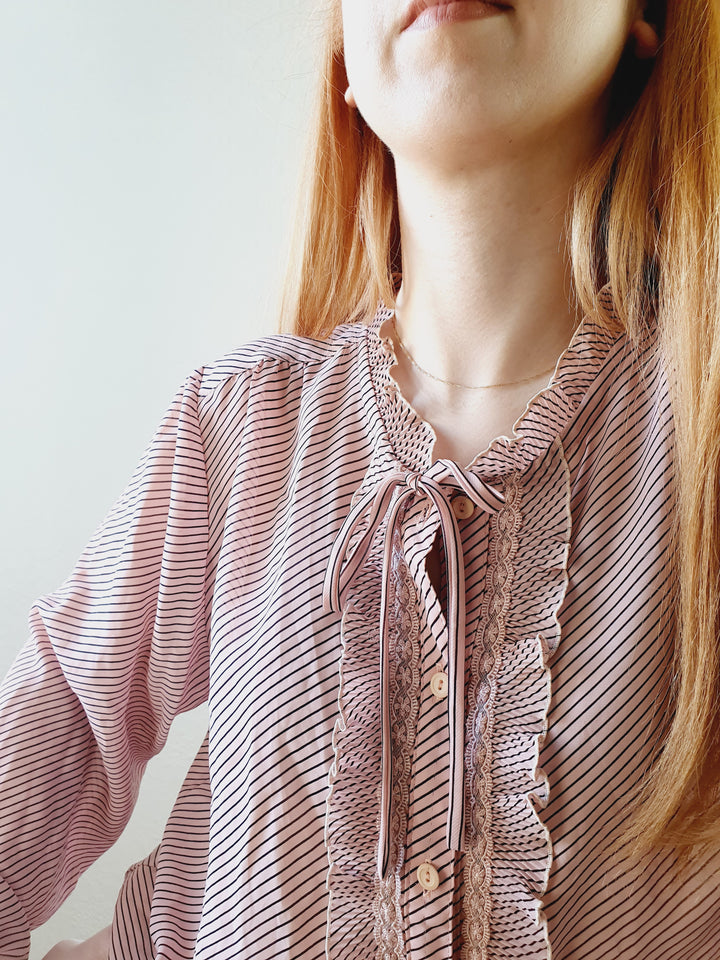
[0,2,317,955]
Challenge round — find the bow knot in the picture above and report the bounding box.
[404,471,422,493]
[323,460,504,878]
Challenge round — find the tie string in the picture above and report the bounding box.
[323,460,504,878]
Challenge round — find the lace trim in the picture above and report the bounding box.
[373,873,405,960]
[372,540,421,958]
[463,474,523,958]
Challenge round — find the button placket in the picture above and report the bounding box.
[399,479,491,950]
[341,462,495,949]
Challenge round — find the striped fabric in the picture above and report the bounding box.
[1,306,719,960]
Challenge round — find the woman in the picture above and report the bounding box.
[2,0,720,958]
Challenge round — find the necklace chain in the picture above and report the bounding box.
[392,319,557,391]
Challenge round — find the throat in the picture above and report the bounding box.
[387,333,554,466]
[429,394,529,465]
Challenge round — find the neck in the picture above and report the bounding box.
[392,138,593,386]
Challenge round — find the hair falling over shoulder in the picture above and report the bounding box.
[279,0,720,856]
[570,0,720,857]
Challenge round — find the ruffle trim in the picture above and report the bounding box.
[325,556,386,957]
[366,305,437,475]
[365,303,620,480]
[463,441,571,959]
[326,532,423,959]
[463,474,524,957]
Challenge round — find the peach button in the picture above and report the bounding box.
[430,671,448,700]
[417,862,440,892]
[451,495,475,520]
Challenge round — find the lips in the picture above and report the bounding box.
[402,0,512,32]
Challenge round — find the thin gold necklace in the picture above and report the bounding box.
[392,319,556,391]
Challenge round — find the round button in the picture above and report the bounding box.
[430,671,448,700]
[417,862,440,892]
[452,495,475,520]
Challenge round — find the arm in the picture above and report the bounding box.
[0,372,211,958]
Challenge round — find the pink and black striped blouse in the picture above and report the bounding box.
[1,306,719,960]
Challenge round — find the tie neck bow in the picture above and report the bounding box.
[323,460,504,878]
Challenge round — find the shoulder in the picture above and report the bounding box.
[195,322,370,399]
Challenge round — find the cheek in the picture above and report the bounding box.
[342,3,375,87]
[518,7,631,121]
[553,5,630,95]
[341,3,395,116]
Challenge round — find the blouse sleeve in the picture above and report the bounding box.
[0,370,212,959]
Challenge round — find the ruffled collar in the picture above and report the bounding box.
[364,303,624,480]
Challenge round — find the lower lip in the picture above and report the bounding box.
[406,1,507,32]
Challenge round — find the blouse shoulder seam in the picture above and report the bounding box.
[194,328,365,400]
